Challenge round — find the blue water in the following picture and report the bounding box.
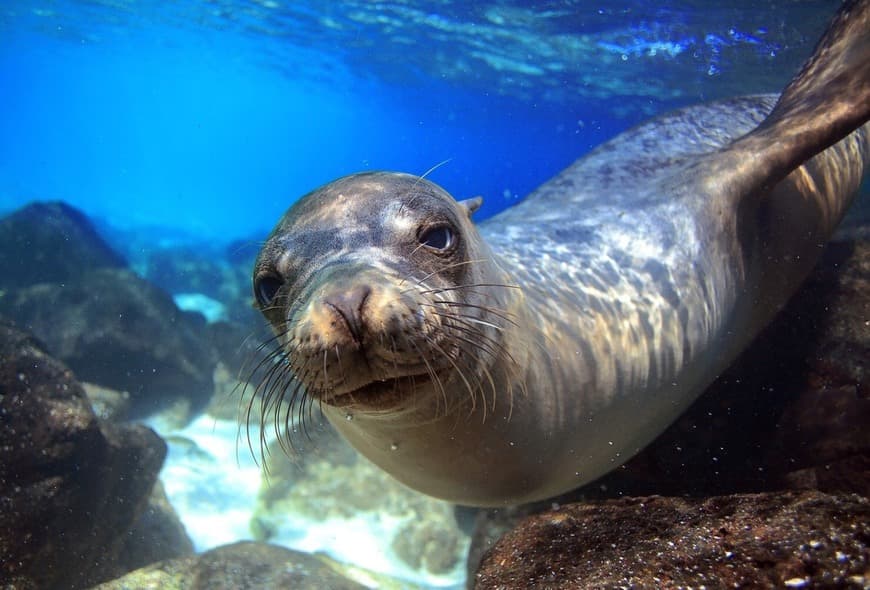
[0,1,836,244]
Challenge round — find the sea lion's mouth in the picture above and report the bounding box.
[325,373,435,409]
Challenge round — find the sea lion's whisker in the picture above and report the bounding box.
[426,311,496,356]
[322,349,330,392]
[257,351,294,412]
[410,259,489,287]
[333,344,345,381]
[249,355,287,440]
[422,281,520,293]
[426,308,515,366]
[408,241,428,258]
[442,334,498,368]
[409,338,450,417]
[238,344,285,462]
[453,342,499,419]
[251,327,289,354]
[276,370,311,457]
[266,364,295,458]
[481,364,500,416]
[418,314,491,417]
[425,306,509,349]
[258,348,308,455]
[402,159,453,212]
[432,299,520,327]
[457,324,520,375]
[240,325,295,388]
[399,259,489,291]
[304,386,318,441]
[451,315,505,333]
[423,333,481,419]
[238,328,301,450]
[416,159,452,183]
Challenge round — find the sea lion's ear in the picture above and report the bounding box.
[458,196,483,218]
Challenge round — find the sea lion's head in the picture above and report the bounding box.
[252,171,514,419]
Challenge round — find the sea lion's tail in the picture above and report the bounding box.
[727,0,869,195]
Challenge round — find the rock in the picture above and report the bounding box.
[82,381,132,422]
[93,542,368,590]
[0,267,217,418]
[474,491,869,589]
[392,514,463,575]
[765,239,870,493]
[467,503,542,586]
[0,319,167,589]
[115,481,195,576]
[0,201,125,290]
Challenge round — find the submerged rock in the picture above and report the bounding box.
[0,201,125,290]
[473,491,868,589]
[93,542,368,590]
[0,202,221,418]
[0,319,168,589]
[766,239,870,494]
[1,267,217,417]
[116,481,196,575]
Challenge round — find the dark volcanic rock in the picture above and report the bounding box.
[94,541,368,590]
[116,481,195,575]
[0,319,167,590]
[766,239,870,493]
[0,201,125,290]
[474,492,869,590]
[0,267,218,417]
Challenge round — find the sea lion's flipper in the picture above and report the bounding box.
[723,0,869,196]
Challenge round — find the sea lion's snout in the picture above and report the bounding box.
[321,283,372,345]
[285,264,450,409]
[301,266,423,352]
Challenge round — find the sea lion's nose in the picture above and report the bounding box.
[323,283,372,343]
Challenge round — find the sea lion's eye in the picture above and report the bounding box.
[419,225,455,251]
[254,274,283,307]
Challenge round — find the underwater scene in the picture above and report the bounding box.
[1,0,868,589]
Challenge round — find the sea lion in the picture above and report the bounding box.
[250,0,870,506]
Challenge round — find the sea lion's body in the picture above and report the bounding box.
[252,0,870,506]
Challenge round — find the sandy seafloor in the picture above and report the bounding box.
[147,411,469,588]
